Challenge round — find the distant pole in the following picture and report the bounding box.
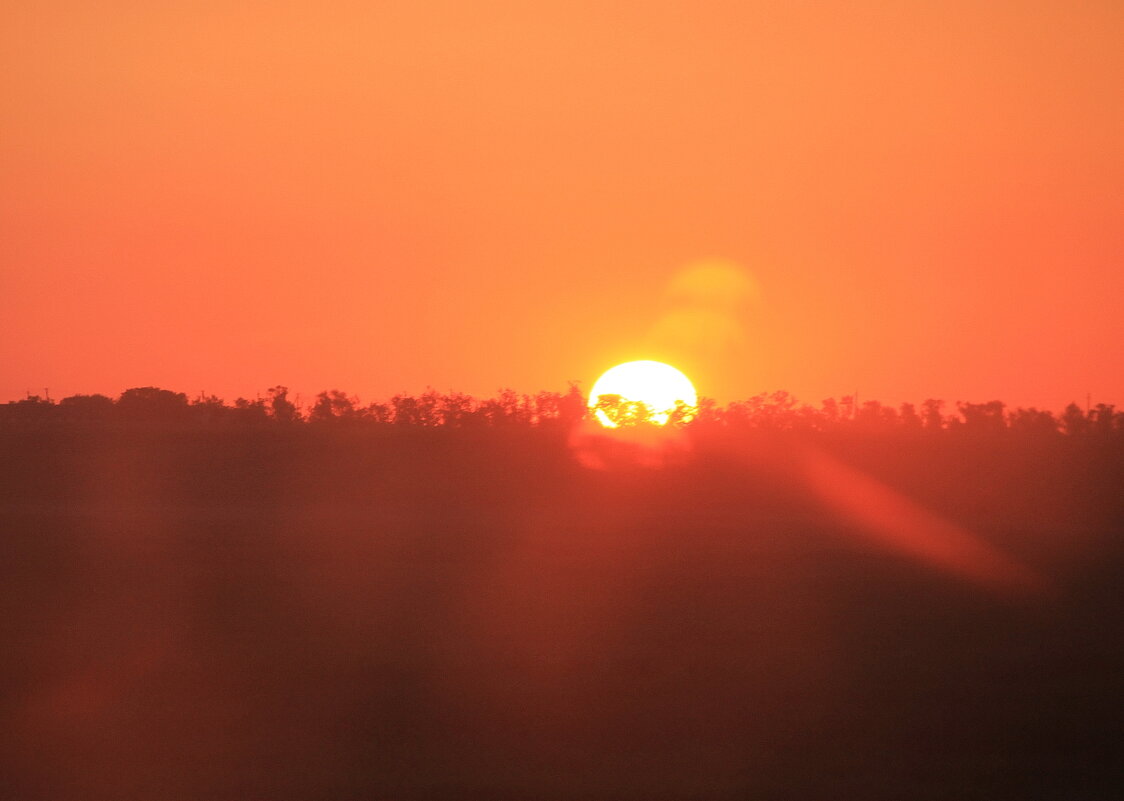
[44,388,50,402]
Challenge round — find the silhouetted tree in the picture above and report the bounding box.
[762,391,798,428]
[956,401,1006,434]
[417,390,442,426]
[360,401,392,424]
[310,390,360,423]
[1090,403,1116,437]
[481,388,531,425]
[1,395,55,426]
[922,399,945,431]
[116,387,189,423]
[268,386,302,423]
[190,394,227,425]
[476,389,528,426]
[857,400,898,428]
[666,399,696,427]
[559,382,587,425]
[899,402,922,430]
[694,397,721,425]
[592,394,651,427]
[821,398,840,425]
[59,394,114,422]
[391,393,440,426]
[721,397,752,427]
[437,391,476,427]
[231,397,268,424]
[530,390,563,425]
[1008,407,1058,435]
[1061,403,1089,436]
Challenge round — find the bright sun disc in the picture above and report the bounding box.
[589,360,698,428]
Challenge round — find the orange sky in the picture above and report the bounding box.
[3,2,1121,409]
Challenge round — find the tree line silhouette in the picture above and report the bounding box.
[3,383,1122,801]
[2,385,1121,437]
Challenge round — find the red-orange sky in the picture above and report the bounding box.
[3,2,1121,409]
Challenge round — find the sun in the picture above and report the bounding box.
[589,360,698,428]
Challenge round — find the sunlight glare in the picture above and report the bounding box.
[589,360,698,428]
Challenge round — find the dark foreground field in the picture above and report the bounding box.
[2,424,1122,799]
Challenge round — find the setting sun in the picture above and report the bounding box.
[589,360,698,428]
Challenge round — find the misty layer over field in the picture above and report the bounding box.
[2,413,1121,799]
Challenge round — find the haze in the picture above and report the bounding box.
[3,2,1121,408]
